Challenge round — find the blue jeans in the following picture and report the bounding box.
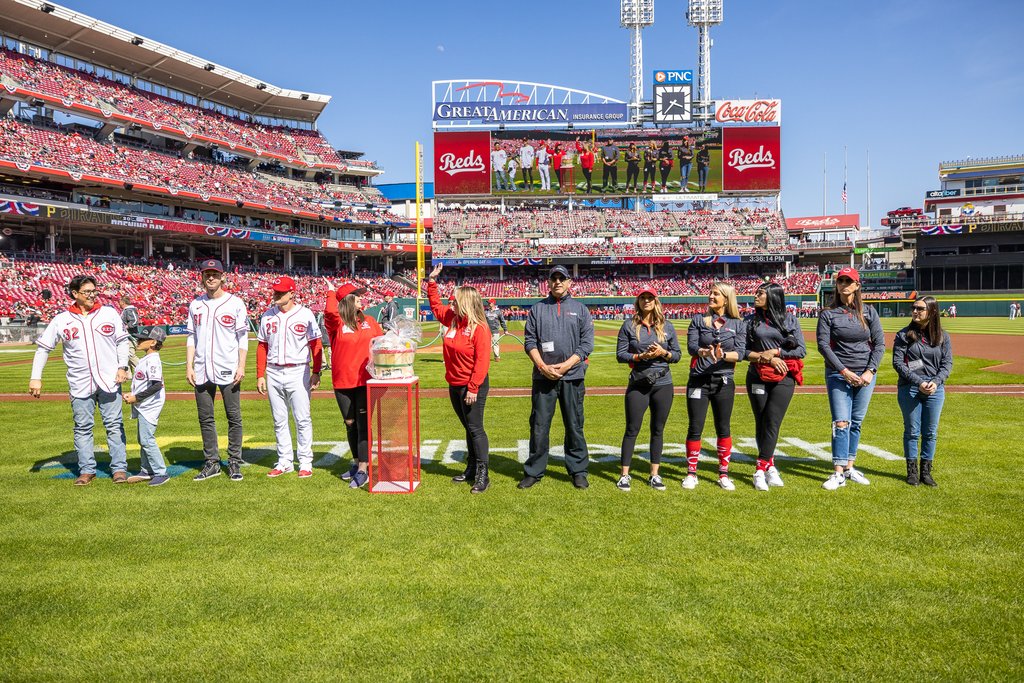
[897,384,945,461]
[680,163,692,188]
[698,166,709,188]
[135,414,167,476]
[70,390,128,475]
[825,371,877,466]
[494,170,509,190]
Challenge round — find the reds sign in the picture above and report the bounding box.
[434,131,491,195]
[722,127,781,192]
[785,214,861,231]
[714,99,781,124]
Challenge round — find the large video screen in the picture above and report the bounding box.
[485,128,723,196]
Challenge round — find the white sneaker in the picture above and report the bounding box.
[681,473,699,489]
[822,471,847,490]
[753,470,769,492]
[766,466,785,487]
[616,474,632,492]
[717,475,736,491]
[845,467,871,485]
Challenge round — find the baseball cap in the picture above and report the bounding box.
[135,326,167,343]
[549,265,570,280]
[384,290,395,297]
[488,299,497,305]
[271,275,295,293]
[336,282,367,299]
[835,267,860,283]
[199,258,224,273]
[637,285,659,298]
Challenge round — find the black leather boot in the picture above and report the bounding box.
[920,459,937,487]
[470,463,490,493]
[906,459,919,486]
[452,458,476,484]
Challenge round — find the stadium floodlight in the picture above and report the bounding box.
[131,37,143,46]
[686,0,723,123]
[620,0,654,127]
[203,63,215,71]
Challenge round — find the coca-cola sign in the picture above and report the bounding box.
[714,99,781,124]
[434,131,491,196]
[722,127,781,191]
[785,214,861,231]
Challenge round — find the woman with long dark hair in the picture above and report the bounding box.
[427,263,493,493]
[892,296,953,487]
[745,282,806,491]
[642,142,658,192]
[615,286,681,491]
[816,267,886,491]
[624,142,641,193]
[684,281,746,491]
[324,281,383,489]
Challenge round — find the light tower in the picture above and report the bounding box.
[620,0,654,126]
[686,0,723,123]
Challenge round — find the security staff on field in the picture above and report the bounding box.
[520,265,595,490]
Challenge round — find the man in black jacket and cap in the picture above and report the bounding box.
[520,265,595,489]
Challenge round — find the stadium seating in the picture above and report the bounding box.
[0,257,821,325]
[0,118,397,224]
[433,206,790,257]
[0,48,355,169]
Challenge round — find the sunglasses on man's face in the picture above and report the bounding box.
[549,276,568,283]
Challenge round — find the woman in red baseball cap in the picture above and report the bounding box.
[426,263,493,493]
[614,286,681,491]
[324,280,382,489]
[816,267,885,491]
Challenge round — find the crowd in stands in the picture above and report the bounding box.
[433,206,790,257]
[0,48,352,168]
[0,253,413,324]
[1,253,822,327]
[0,117,399,225]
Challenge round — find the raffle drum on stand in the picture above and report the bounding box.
[366,377,420,493]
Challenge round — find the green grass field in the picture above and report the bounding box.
[2,318,1022,679]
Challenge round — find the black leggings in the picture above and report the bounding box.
[659,165,671,187]
[685,375,735,440]
[449,376,490,467]
[643,164,656,186]
[626,163,640,189]
[746,373,796,460]
[522,166,534,188]
[581,168,593,193]
[335,387,368,463]
[621,382,674,467]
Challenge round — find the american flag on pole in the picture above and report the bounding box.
[841,182,847,205]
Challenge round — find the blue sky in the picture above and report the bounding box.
[59,0,1024,225]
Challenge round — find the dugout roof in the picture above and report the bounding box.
[0,0,330,123]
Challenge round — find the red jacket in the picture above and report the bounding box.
[575,142,594,170]
[427,281,491,392]
[324,291,383,389]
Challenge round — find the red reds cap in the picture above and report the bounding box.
[272,276,295,293]
[637,285,659,298]
[199,258,224,273]
[488,299,497,305]
[336,282,367,299]
[835,267,861,283]
[384,290,395,297]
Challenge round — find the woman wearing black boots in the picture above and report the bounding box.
[893,296,952,487]
[426,263,493,493]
